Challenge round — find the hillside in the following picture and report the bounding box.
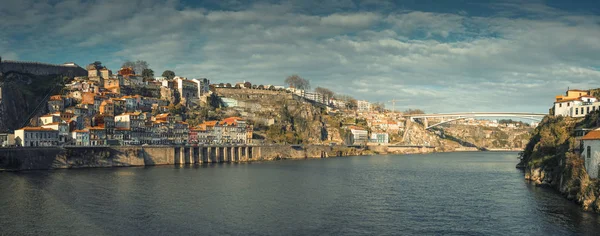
[437,124,533,150]
[518,112,600,212]
[212,88,331,144]
[0,71,65,132]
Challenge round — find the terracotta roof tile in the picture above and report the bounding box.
[582,130,600,140]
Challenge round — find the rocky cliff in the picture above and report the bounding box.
[0,71,65,132]
[213,88,332,144]
[437,124,532,150]
[518,113,600,212]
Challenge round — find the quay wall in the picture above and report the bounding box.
[0,145,369,171]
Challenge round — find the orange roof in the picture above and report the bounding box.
[89,127,105,130]
[582,130,600,140]
[115,128,130,131]
[349,126,365,130]
[554,98,580,103]
[203,121,218,126]
[19,127,56,131]
[73,130,89,133]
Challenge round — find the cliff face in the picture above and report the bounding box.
[0,72,63,132]
[214,88,331,144]
[518,113,600,212]
[438,125,533,150]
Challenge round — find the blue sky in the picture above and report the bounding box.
[1,0,599,113]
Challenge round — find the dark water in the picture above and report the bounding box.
[1,152,600,235]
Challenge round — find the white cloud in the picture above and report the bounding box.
[0,0,599,113]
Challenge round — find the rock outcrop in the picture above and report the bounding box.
[518,113,600,213]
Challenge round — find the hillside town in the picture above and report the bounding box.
[0,60,546,148]
[0,61,381,147]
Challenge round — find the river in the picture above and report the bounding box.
[1,152,599,235]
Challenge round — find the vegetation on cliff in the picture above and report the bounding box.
[0,71,66,132]
[519,112,600,212]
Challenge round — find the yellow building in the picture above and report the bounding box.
[555,89,589,102]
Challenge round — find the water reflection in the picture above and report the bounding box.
[0,152,599,235]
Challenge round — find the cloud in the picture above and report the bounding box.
[0,0,599,113]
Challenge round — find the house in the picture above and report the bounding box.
[39,114,61,125]
[347,126,368,145]
[357,100,371,112]
[71,130,90,146]
[89,127,106,145]
[14,127,59,147]
[191,78,211,96]
[42,121,70,144]
[581,130,600,179]
[0,133,15,147]
[370,133,389,144]
[48,95,64,113]
[99,100,115,116]
[551,89,600,117]
[174,77,199,105]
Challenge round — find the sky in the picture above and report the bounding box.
[1,0,599,113]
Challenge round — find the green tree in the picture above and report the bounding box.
[162,70,176,80]
[142,69,154,79]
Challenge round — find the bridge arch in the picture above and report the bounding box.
[406,112,546,129]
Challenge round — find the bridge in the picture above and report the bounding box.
[406,112,547,129]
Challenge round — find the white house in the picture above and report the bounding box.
[357,100,371,112]
[370,133,389,144]
[581,130,600,179]
[14,127,59,147]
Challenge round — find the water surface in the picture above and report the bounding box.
[1,152,599,235]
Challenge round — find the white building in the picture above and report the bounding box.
[370,133,389,144]
[174,77,199,105]
[14,127,59,147]
[191,78,211,96]
[357,100,371,112]
[347,126,368,145]
[39,114,61,125]
[581,130,600,179]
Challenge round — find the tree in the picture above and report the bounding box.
[122,61,135,69]
[93,61,103,68]
[372,102,385,112]
[226,83,232,88]
[403,109,425,115]
[258,85,265,89]
[122,60,149,74]
[285,75,310,90]
[314,86,334,98]
[244,81,252,88]
[162,70,176,80]
[133,60,149,75]
[142,69,154,79]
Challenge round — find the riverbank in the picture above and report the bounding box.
[0,145,375,171]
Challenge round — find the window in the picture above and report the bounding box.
[568,102,570,107]
[587,107,590,114]
[588,146,591,159]
[559,103,562,108]
[576,109,579,115]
